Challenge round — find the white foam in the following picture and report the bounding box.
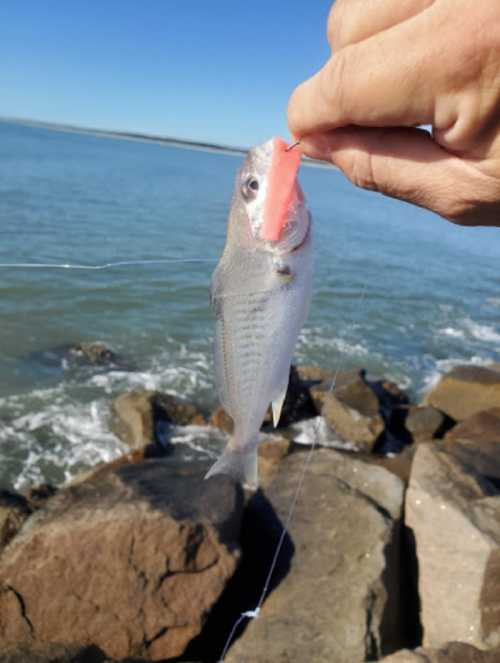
[420,355,492,396]
[288,416,357,451]
[463,318,500,344]
[438,327,465,339]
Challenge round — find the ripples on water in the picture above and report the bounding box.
[0,120,499,488]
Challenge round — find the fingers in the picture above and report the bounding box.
[288,12,438,140]
[300,127,500,225]
[328,0,435,51]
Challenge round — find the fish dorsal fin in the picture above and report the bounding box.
[262,138,301,242]
[271,385,288,428]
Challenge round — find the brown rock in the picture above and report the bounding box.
[0,460,243,661]
[111,390,204,449]
[380,642,500,662]
[321,371,385,452]
[405,405,448,442]
[295,364,336,384]
[208,406,234,434]
[225,448,404,663]
[70,342,117,365]
[406,443,500,649]
[442,408,500,481]
[0,492,31,552]
[424,365,500,421]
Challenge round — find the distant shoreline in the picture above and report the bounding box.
[0,116,332,168]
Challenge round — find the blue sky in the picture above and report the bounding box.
[0,1,332,147]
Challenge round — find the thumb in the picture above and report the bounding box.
[302,127,500,226]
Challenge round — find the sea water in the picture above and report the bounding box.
[1,120,499,489]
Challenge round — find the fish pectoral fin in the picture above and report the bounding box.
[271,387,288,428]
[275,264,294,284]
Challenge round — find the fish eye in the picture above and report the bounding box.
[241,176,259,200]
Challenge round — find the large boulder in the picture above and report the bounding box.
[424,365,500,421]
[111,390,204,449]
[225,448,405,663]
[442,408,500,479]
[406,443,500,650]
[0,459,243,661]
[380,642,500,662]
[321,370,385,452]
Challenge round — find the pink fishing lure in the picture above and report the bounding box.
[261,138,302,242]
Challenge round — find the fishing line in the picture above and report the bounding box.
[217,280,370,662]
[0,258,217,270]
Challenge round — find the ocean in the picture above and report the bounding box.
[1,120,499,490]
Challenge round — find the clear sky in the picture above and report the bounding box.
[0,1,332,148]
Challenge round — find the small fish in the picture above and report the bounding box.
[205,137,313,489]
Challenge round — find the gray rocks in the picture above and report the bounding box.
[380,642,500,662]
[225,448,405,663]
[0,459,243,661]
[425,365,500,421]
[111,389,204,449]
[406,443,500,650]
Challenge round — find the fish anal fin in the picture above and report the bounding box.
[272,388,288,428]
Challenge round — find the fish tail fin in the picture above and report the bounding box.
[205,440,258,490]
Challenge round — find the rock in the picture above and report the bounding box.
[321,370,385,452]
[0,459,243,661]
[224,448,405,663]
[208,406,234,434]
[111,390,204,449]
[380,642,500,662]
[444,407,500,445]
[404,405,448,442]
[69,342,118,366]
[442,408,500,481]
[295,364,336,384]
[25,484,57,510]
[0,491,31,552]
[424,365,500,421]
[0,643,107,663]
[406,443,500,649]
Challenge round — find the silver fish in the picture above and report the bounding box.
[205,137,313,489]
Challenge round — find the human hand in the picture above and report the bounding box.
[287,0,500,226]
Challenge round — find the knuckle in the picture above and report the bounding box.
[318,50,349,120]
[327,0,354,51]
[344,151,379,192]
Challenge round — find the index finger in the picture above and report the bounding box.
[288,9,439,139]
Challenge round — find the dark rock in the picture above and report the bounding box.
[425,365,500,421]
[0,459,243,661]
[263,365,318,428]
[224,448,405,662]
[25,484,57,510]
[69,342,118,366]
[380,642,500,662]
[0,491,31,552]
[406,443,500,649]
[111,390,205,449]
[0,643,108,663]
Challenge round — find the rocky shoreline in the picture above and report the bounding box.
[1,350,500,663]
